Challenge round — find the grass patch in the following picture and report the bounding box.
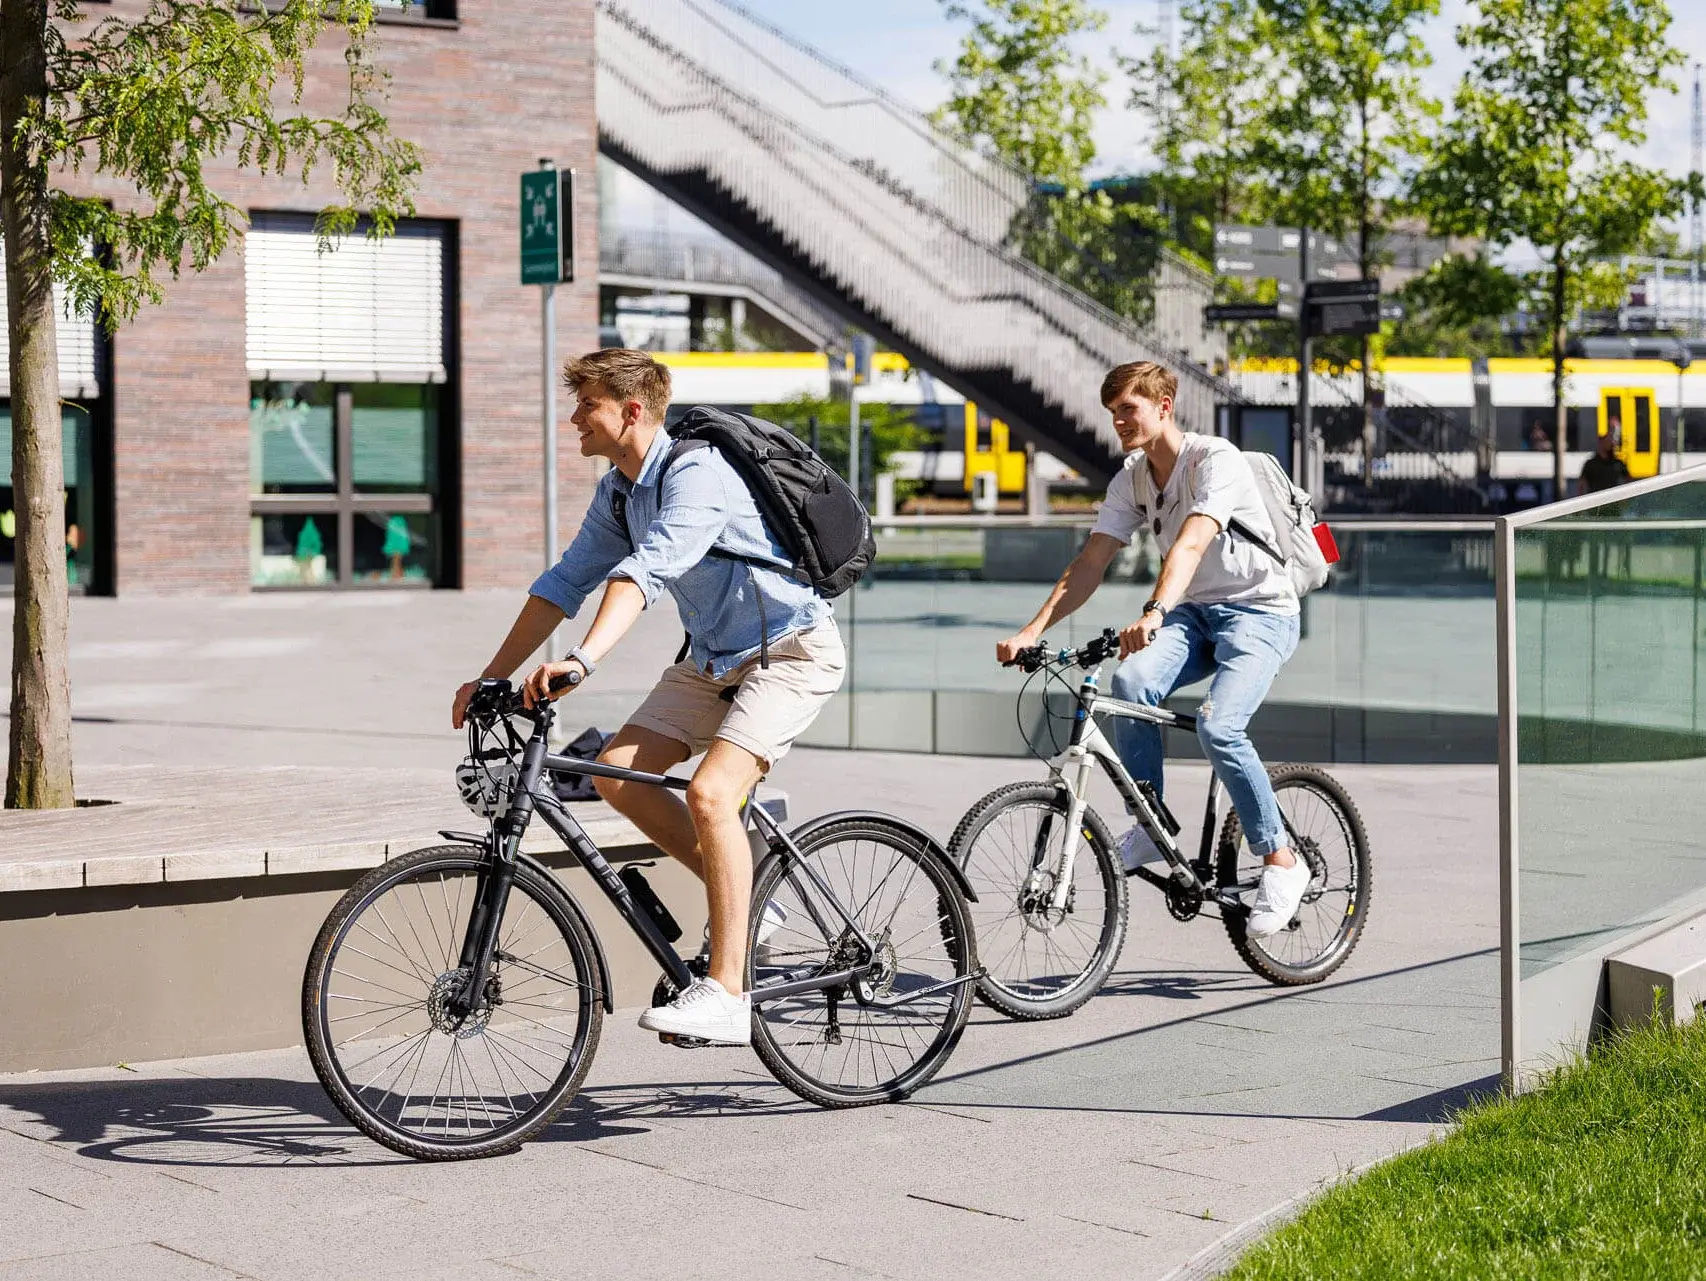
[1225,1018,1706,1280]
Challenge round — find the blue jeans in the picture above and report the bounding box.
[1109,603,1300,857]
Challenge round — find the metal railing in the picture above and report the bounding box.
[595,0,1241,462]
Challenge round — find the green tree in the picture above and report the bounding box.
[1411,0,1693,495]
[2,0,419,808]
[1124,0,1270,263]
[1251,0,1441,481]
[933,1,1162,320]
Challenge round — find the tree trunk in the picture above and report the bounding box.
[2,0,74,809]
[1551,252,1568,502]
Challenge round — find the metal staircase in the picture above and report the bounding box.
[594,0,1239,483]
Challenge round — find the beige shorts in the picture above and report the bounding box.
[627,624,846,767]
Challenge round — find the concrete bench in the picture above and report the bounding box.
[1607,912,1706,1032]
[0,765,785,1072]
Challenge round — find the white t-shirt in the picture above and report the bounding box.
[1091,433,1299,614]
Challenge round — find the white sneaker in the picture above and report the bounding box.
[1116,825,1168,874]
[637,976,751,1045]
[1247,854,1312,938]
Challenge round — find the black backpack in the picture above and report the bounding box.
[607,408,873,667]
[612,406,874,584]
[666,406,875,596]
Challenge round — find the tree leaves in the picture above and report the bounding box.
[30,0,421,329]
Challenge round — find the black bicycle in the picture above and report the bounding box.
[302,676,980,1161]
[949,628,1371,1020]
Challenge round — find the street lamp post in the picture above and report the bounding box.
[1674,344,1692,471]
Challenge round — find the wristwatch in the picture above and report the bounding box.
[566,646,598,680]
[1141,599,1167,620]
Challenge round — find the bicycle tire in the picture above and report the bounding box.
[748,819,976,1108]
[303,845,604,1160]
[1216,764,1371,986]
[948,782,1128,1020]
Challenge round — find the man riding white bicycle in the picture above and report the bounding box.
[995,360,1308,939]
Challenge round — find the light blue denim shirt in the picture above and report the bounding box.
[529,429,833,678]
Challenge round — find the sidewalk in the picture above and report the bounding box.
[0,593,1499,1278]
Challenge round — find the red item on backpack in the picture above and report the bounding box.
[1313,522,1340,565]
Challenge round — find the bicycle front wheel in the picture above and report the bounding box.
[303,846,603,1160]
[1217,764,1372,985]
[948,783,1128,1020]
[748,820,977,1108]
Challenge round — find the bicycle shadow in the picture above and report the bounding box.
[0,1073,808,1169]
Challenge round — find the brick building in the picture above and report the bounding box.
[0,0,600,596]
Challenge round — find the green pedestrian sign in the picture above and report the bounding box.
[520,166,574,285]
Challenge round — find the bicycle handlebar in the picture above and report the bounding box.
[1002,627,1120,673]
[466,669,582,722]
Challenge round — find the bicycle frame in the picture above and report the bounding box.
[1040,664,1243,916]
[448,699,904,1017]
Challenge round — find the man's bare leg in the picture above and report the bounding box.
[684,739,765,996]
[593,726,698,872]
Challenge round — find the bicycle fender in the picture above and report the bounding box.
[777,810,979,904]
[515,853,618,1013]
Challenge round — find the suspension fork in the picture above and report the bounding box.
[1047,674,1101,913]
[452,720,551,1012]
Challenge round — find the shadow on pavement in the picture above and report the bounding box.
[0,1073,812,1169]
[1358,1075,1502,1124]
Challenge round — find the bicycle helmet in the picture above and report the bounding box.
[455,752,517,818]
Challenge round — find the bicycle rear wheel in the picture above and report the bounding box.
[303,845,603,1160]
[1217,764,1371,985]
[948,783,1128,1020]
[748,820,976,1108]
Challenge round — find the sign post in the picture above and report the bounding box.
[521,161,575,660]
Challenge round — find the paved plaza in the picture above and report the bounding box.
[0,593,1500,1279]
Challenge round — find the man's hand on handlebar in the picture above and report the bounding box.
[451,679,481,730]
[995,629,1041,667]
[520,658,587,709]
[1119,611,1163,659]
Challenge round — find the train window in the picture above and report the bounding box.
[1634,395,1652,453]
[976,411,993,454]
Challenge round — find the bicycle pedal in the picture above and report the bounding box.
[658,1031,711,1049]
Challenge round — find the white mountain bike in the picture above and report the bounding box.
[950,628,1371,1021]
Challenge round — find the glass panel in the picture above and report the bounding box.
[842,520,1496,759]
[250,382,335,494]
[0,403,96,590]
[1516,480,1706,980]
[251,512,339,587]
[352,384,438,493]
[351,510,438,584]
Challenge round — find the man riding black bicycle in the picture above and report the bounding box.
[994,360,1308,939]
[451,349,845,1045]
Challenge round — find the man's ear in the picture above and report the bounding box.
[623,399,645,431]
[1160,395,1174,420]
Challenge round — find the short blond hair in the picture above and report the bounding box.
[563,348,672,422]
[1100,361,1178,410]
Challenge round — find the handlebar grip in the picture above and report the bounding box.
[547,668,583,695]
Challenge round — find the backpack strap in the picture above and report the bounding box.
[1175,446,1289,567]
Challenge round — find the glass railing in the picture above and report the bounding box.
[800,517,1497,763]
[1501,468,1706,1085]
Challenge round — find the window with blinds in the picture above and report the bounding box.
[0,280,100,399]
[245,219,447,384]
